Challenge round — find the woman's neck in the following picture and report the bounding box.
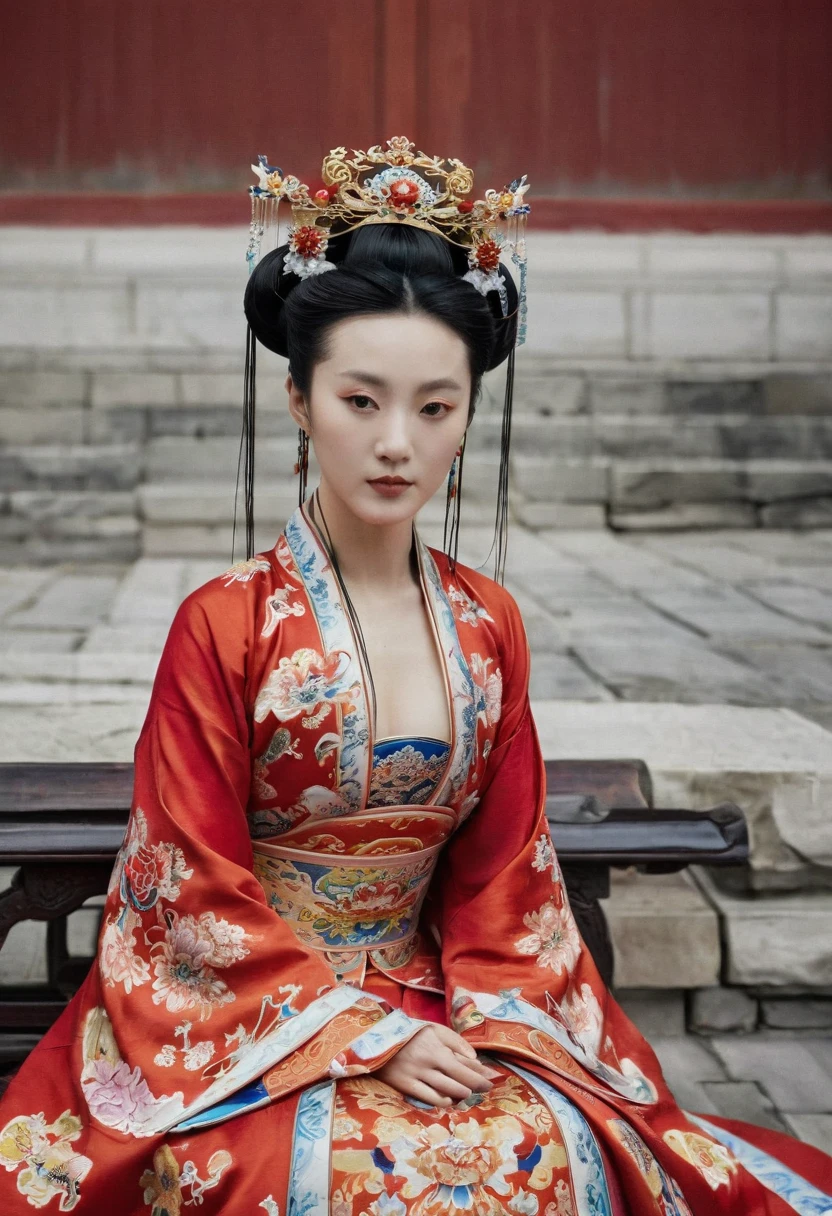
[309,480,417,591]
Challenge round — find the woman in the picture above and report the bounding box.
[0,141,829,1215]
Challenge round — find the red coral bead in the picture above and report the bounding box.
[457,201,474,214]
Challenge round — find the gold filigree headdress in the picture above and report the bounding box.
[246,135,530,345]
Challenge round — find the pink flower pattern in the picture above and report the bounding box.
[515,901,581,975]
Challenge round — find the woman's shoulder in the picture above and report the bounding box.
[427,546,522,620]
[426,546,527,656]
[167,551,281,653]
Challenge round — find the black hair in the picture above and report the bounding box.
[244,223,518,420]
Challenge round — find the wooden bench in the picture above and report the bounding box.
[0,759,748,1075]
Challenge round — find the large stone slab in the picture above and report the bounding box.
[567,639,778,704]
[709,1035,832,1112]
[531,700,832,886]
[696,871,832,988]
[603,870,721,989]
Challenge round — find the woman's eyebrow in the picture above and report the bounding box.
[338,369,463,392]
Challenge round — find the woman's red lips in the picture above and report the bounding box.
[367,475,413,497]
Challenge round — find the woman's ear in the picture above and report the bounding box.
[286,373,311,433]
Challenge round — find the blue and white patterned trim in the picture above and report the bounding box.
[288,1080,336,1216]
[168,984,366,1134]
[417,538,476,807]
[503,1059,613,1216]
[468,988,657,1105]
[284,505,370,809]
[687,1114,832,1216]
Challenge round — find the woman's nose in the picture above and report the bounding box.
[374,411,413,461]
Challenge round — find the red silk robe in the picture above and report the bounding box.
[0,501,829,1215]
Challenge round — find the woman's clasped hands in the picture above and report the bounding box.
[374,1023,500,1107]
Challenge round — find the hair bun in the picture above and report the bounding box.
[243,247,298,357]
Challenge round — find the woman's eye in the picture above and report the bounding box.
[422,401,450,417]
[348,395,376,410]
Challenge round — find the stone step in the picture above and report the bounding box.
[483,413,832,460]
[3,354,832,448]
[0,490,141,562]
[512,455,832,505]
[0,443,141,490]
[695,870,832,990]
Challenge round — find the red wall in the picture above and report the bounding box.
[2,1,831,200]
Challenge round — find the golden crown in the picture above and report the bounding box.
[246,135,530,344]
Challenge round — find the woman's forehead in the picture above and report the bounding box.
[327,312,468,362]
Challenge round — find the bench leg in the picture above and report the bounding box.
[561,864,614,988]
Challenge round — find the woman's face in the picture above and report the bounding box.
[286,312,472,527]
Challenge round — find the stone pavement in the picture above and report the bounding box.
[620,993,832,1153]
[0,522,831,1151]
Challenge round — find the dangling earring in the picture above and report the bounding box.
[294,426,309,506]
[443,434,466,570]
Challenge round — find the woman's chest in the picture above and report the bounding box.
[355,594,451,744]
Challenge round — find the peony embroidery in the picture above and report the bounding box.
[81,1008,184,1137]
[254,647,361,730]
[100,907,151,993]
[101,810,193,994]
[375,1114,525,1208]
[149,911,255,1020]
[0,1109,93,1212]
[109,808,192,912]
[83,1059,169,1136]
[515,901,581,975]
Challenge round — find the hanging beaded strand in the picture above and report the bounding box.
[443,435,466,573]
[294,427,310,506]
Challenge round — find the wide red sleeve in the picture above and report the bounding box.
[81,585,422,1139]
[433,589,674,1112]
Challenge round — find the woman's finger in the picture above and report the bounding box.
[404,1078,453,1107]
[451,1049,498,1079]
[421,1068,477,1101]
[434,1048,495,1092]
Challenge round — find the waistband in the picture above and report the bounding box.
[252,805,454,959]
